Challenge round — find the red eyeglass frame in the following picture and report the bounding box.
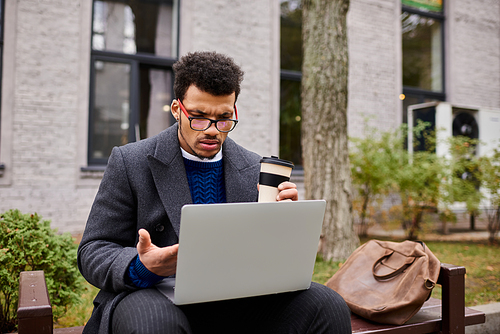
[177,99,238,121]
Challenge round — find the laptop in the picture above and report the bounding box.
[156,200,326,305]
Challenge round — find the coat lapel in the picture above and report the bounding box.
[147,124,192,237]
[223,137,260,203]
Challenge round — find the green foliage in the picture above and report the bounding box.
[350,121,444,239]
[312,254,342,285]
[396,149,444,239]
[446,136,482,211]
[480,146,500,207]
[349,123,400,235]
[55,281,98,328]
[0,209,84,332]
[478,145,500,243]
[350,121,500,242]
[438,136,500,241]
[424,240,500,306]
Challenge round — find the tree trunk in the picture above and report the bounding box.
[470,211,476,231]
[487,206,500,244]
[359,189,370,237]
[408,208,423,241]
[301,0,359,261]
[442,218,449,235]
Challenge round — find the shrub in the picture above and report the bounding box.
[350,121,443,240]
[350,124,397,236]
[443,136,483,229]
[0,209,84,332]
[480,146,500,243]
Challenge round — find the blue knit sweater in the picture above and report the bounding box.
[128,156,226,287]
[183,158,226,204]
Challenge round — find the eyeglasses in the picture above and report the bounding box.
[177,99,239,133]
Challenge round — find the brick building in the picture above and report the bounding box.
[0,0,499,233]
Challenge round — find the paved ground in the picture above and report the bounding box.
[364,212,497,242]
[366,224,492,242]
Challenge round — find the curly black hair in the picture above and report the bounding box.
[173,51,244,102]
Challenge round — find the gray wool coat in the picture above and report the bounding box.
[77,124,261,334]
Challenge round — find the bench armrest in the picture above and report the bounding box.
[438,263,466,334]
[17,271,53,334]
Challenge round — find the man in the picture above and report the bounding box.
[78,51,351,334]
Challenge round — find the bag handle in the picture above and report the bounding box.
[372,249,416,280]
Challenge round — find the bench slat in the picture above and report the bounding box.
[352,298,485,334]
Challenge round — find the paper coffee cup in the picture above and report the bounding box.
[258,156,294,202]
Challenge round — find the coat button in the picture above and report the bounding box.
[155,224,165,232]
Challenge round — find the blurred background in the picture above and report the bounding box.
[0,0,499,234]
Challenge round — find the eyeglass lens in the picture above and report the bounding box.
[190,118,236,132]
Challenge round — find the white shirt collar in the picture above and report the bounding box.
[180,147,223,162]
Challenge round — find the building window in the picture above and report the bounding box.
[401,0,445,124]
[0,0,3,100]
[89,0,179,165]
[280,0,302,166]
[0,0,4,172]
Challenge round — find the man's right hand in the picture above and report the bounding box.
[137,228,178,277]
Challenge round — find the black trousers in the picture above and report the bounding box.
[111,282,351,334]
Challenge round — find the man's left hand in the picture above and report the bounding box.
[276,181,298,201]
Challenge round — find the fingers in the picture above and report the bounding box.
[152,243,179,276]
[277,181,299,201]
[138,228,151,241]
[137,228,152,255]
[136,229,179,276]
[168,244,179,257]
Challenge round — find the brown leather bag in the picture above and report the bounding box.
[326,239,441,325]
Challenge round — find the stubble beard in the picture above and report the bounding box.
[178,120,220,160]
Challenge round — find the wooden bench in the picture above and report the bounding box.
[16,271,84,334]
[351,263,485,333]
[16,264,485,334]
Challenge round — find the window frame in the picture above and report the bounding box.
[0,0,4,173]
[88,55,136,166]
[0,0,3,106]
[401,2,446,111]
[279,1,304,167]
[279,69,302,166]
[87,0,180,166]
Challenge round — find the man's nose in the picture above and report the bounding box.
[204,121,219,136]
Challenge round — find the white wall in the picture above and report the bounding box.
[179,0,280,157]
[446,0,500,109]
[0,0,97,233]
[347,0,402,139]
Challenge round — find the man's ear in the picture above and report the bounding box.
[171,99,180,122]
